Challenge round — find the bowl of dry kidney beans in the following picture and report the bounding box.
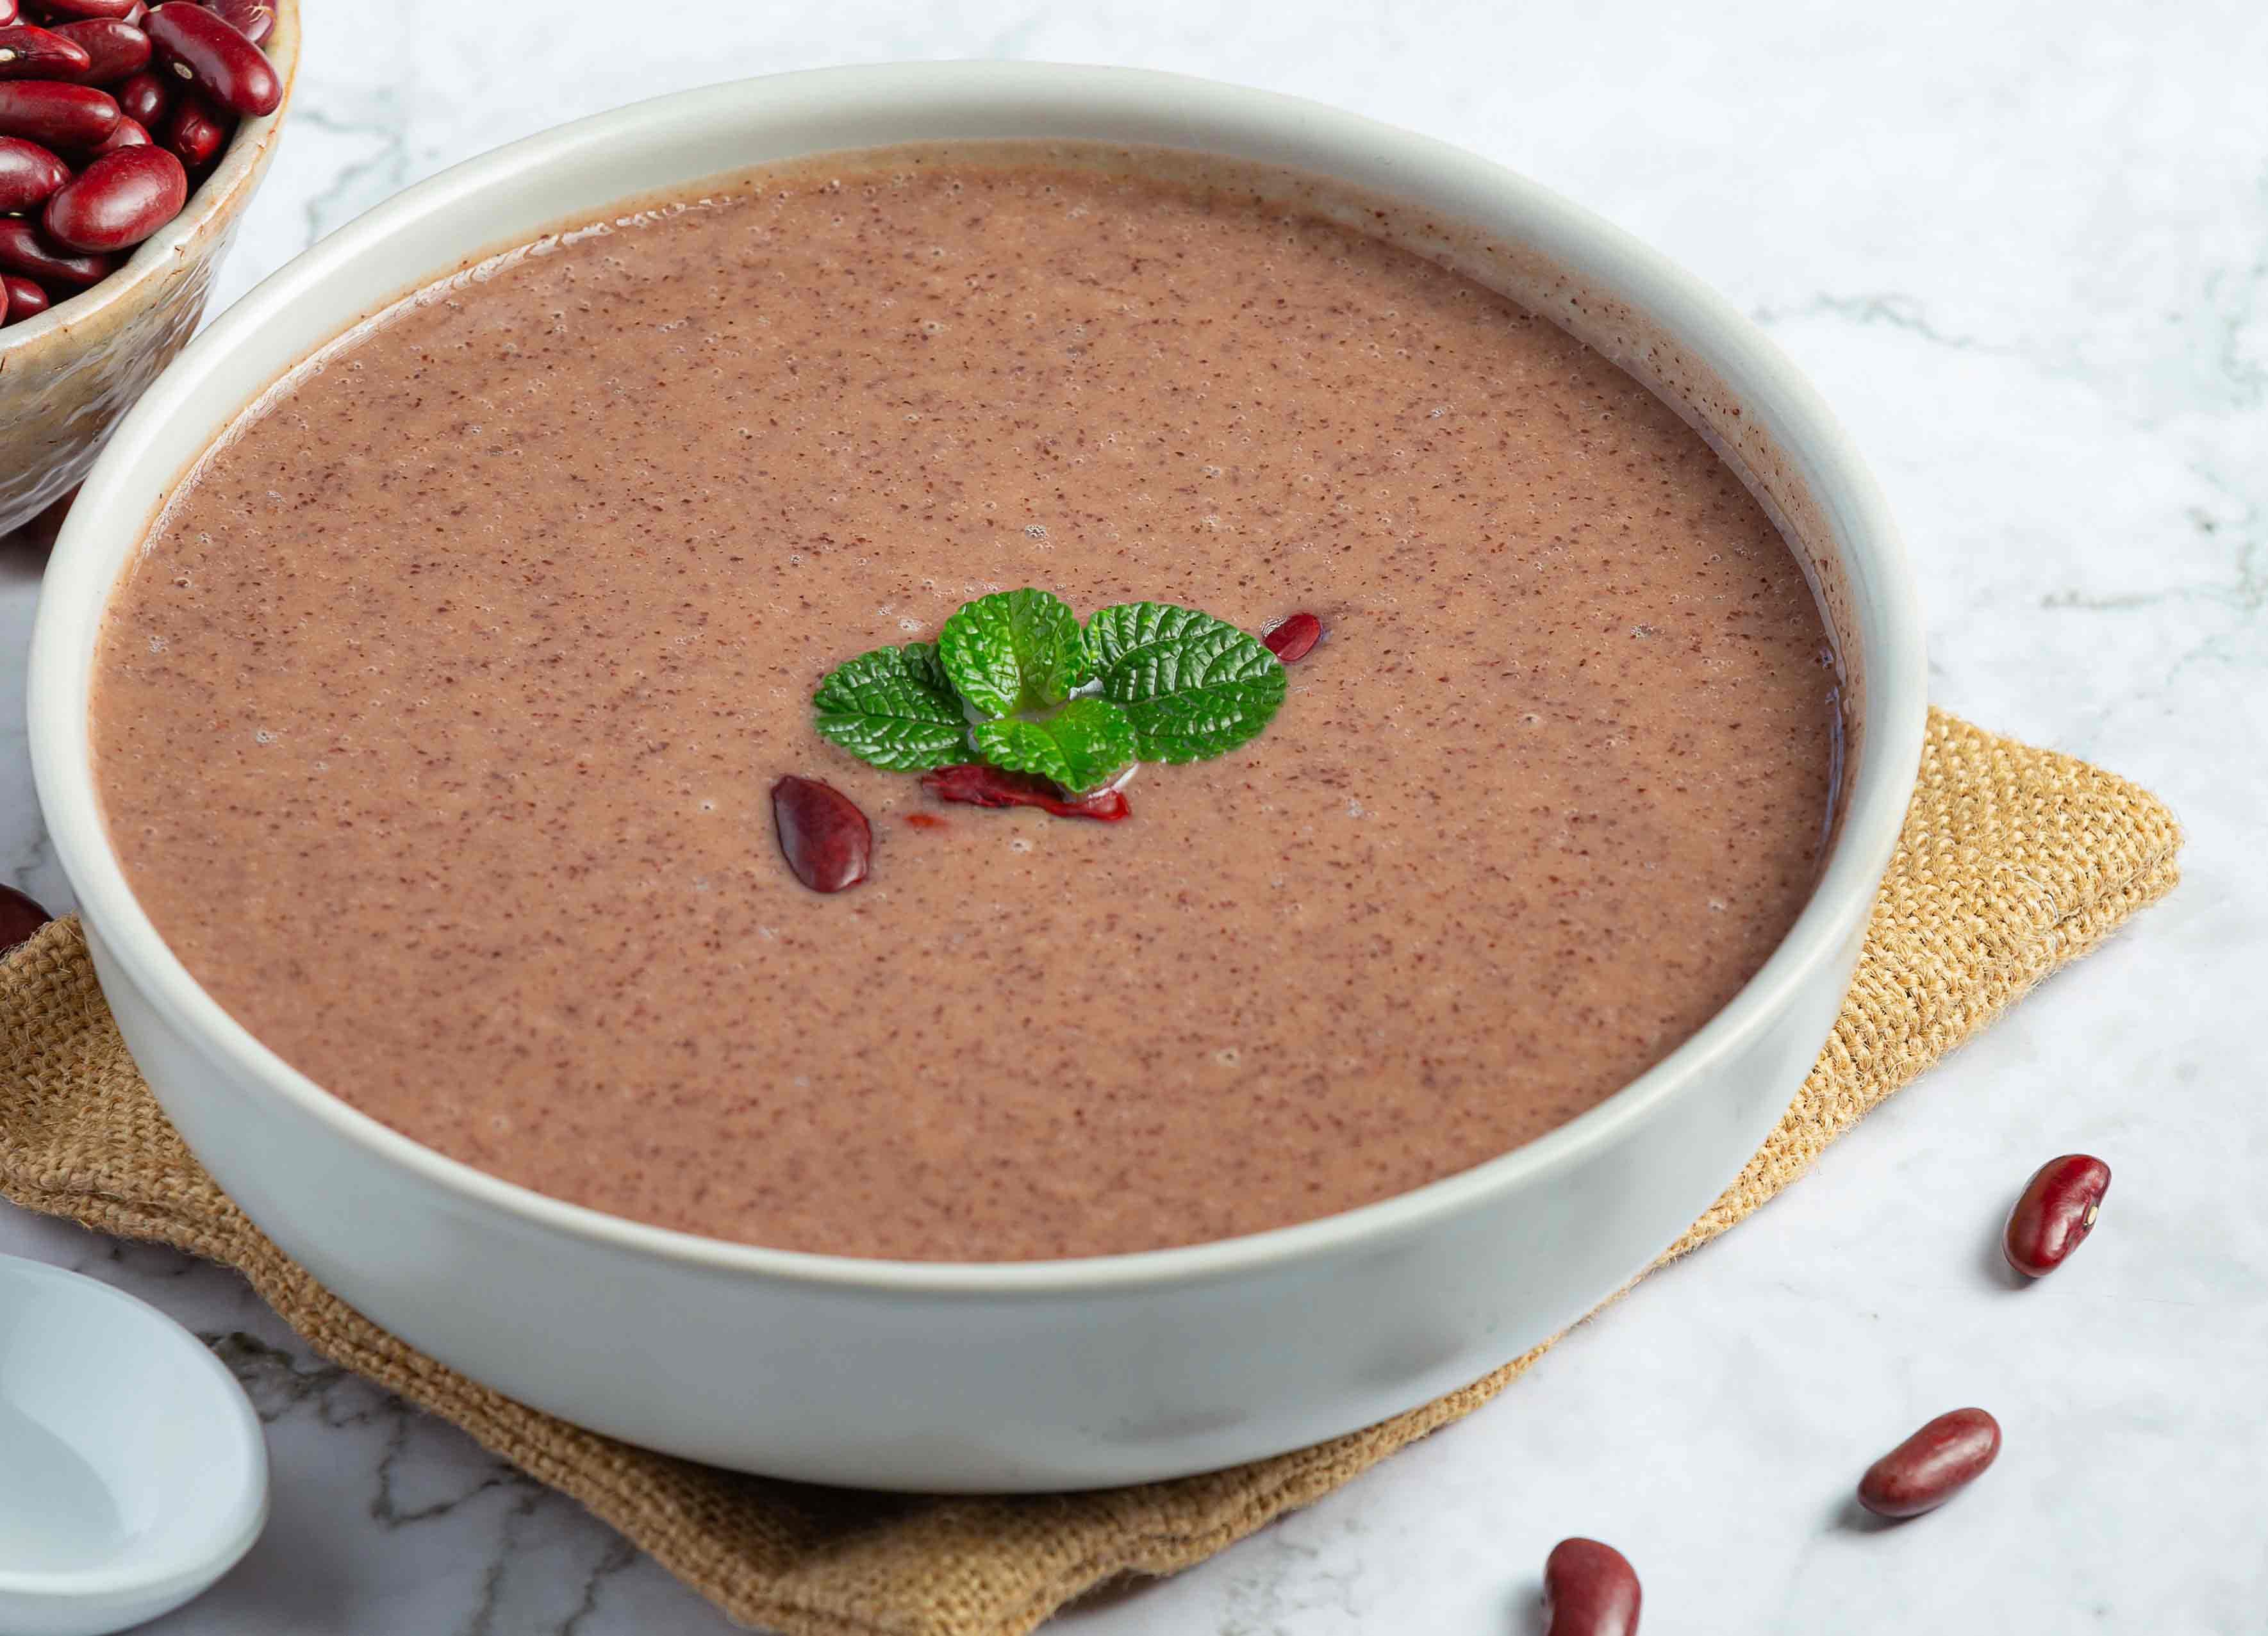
[0,0,294,534]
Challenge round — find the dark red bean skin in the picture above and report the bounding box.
[0,883,53,955]
[1,270,51,323]
[199,0,267,45]
[153,82,218,163]
[0,21,92,76]
[772,776,872,893]
[145,2,272,115]
[43,140,179,249]
[1543,1538,1641,1636]
[27,0,139,16]
[113,62,163,120]
[0,80,119,147]
[54,16,147,81]
[920,762,1133,821]
[1858,1408,2001,1519]
[0,131,67,207]
[1262,610,1323,664]
[83,107,143,149]
[0,215,113,285]
[2003,1153,2110,1278]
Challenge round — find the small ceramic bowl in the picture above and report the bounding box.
[0,0,300,537]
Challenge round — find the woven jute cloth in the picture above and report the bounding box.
[0,708,2180,1636]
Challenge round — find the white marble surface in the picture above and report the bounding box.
[4,2,2264,1630]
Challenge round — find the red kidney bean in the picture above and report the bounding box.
[920,762,1134,821]
[1857,1407,2001,1519]
[28,0,140,17]
[83,107,144,149]
[54,16,147,81]
[0,21,93,77]
[44,140,179,249]
[0,131,67,206]
[1542,1538,1641,1636]
[154,81,219,163]
[145,2,271,115]
[0,80,118,147]
[112,62,163,120]
[2003,1153,2110,1278]
[1,269,51,322]
[198,0,267,45]
[771,775,872,893]
[1262,610,1323,664]
[0,216,112,285]
[0,883,53,954]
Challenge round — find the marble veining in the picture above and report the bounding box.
[3,2,2263,1631]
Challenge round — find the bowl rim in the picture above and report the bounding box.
[0,0,301,354]
[29,62,1929,1296]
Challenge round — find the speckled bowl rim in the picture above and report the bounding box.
[0,0,299,356]
[31,63,1928,1294]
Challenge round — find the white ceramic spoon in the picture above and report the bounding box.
[0,1253,268,1636]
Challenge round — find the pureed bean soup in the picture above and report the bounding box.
[92,145,1841,1260]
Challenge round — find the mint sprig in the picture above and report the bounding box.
[1082,602,1287,764]
[813,642,970,771]
[812,588,1294,797]
[938,588,1088,717]
[973,698,1139,793]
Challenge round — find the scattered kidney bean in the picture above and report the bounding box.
[1857,1407,2001,1519]
[44,140,179,249]
[1262,610,1323,664]
[1542,1538,1641,1636]
[28,0,140,17]
[0,21,92,77]
[2003,1153,2110,1278]
[771,775,872,893]
[0,79,119,147]
[199,0,267,46]
[144,2,272,115]
[153,79,217,163]
[112,61,161,118]
[0,130,67,206]
[0,883,52,954]
[52,15,146,81]
[920,762,1134,821]
[0,215,113,284]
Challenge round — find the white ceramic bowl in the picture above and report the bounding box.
[28,64,1926,1492]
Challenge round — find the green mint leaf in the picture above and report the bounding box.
[1082,602,1287,763]
[972,698,1138,795]
[813,643,971,770]
[937,588,1087,718]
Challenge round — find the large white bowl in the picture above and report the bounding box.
[28,64,1926,1492]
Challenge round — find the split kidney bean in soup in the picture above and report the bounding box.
[0,0,273,328]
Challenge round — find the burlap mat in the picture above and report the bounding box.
[0,708,2180,1636]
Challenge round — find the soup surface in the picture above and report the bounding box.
[92,147,1838,1260]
